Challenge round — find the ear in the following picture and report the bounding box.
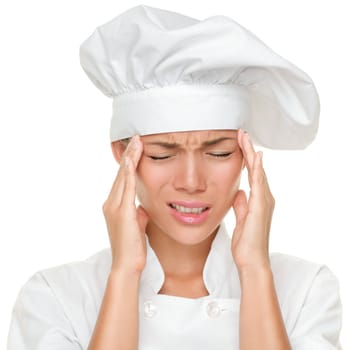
[111,141,127,164]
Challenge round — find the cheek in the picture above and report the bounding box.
[211,159,243,196]
[216,156,242,177]
[135,158,171,204]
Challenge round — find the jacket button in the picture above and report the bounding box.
[144,300,157,318]
[207,301,221,318]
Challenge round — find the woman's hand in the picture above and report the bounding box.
[102,135,149,276]
[231,129,275,272]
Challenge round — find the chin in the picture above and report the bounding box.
[159,220,221,246]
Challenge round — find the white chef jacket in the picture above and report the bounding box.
[7,223,342,349]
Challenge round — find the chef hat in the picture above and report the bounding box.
[79,4,320,149]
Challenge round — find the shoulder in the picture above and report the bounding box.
[12,249,111,338]
[270,252,326,278]
[38,248,112,296]
[270,252,340,298]
[16,248,112,315]
[39,248,112,280]
[9,250,112,348]
[269,252,342,339]
[270,252,339,284]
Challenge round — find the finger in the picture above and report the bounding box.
[240,130,255,169]
[254,152,273,253]
[121,135,144,205]
[232,190,248,243]
[106,136,139,207]
[250,151,266,196]
[252,151,272,195]
[126,134,143,170]
[250,152,275,238]
[252,151,264,185]
[122,155,137,207]
[232,190,248,225]
[105,156,129,208]
[238,130,256,186]
[254,151,274,215]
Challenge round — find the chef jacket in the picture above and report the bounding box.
[7,223,342,349]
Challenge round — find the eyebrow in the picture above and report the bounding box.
[144,137,236,149]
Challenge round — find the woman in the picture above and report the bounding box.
[7,5,342,350]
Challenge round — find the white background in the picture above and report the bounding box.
[1,0,349,348]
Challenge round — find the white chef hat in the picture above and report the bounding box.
[79,4,320,149]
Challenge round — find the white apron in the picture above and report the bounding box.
[7,223,342,349]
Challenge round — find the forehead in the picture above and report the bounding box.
[141,129,238,145]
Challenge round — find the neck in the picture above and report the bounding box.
[145,221,219,279]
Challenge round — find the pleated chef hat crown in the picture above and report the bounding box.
[80,4,320,149]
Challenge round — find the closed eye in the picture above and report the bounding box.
[148,155,172,160]
[207,152,233,158]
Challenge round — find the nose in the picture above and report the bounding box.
[173,154,206,194]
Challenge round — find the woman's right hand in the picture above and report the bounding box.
[102,135,149,276]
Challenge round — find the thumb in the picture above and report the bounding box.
[136,205,150,232]
[232,190,248,226]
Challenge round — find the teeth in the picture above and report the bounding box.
[171,204,207,214]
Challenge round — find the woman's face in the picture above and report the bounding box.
[134,129,244,245]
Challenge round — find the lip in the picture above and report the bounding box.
[167,201,212,225]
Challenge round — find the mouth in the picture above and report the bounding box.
[168,203,210,214]
[167,201,211,224]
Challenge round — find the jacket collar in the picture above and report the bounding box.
[140,222,236,296]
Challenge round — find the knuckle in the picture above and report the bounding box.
[102,201,117,216]
[102,198,113,210]
[102,201,109,213]
[271,195,275,206]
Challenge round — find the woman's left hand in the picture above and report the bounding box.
[231,129,275,272]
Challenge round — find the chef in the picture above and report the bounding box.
[7,4,342,350]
